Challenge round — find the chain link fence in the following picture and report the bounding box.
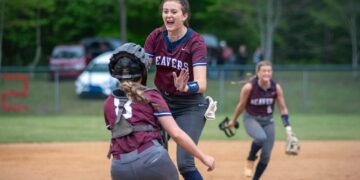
[1,65,359,116]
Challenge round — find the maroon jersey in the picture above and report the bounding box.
[103,89,172,156]
[144,27,207,96]
[245,77,278,116]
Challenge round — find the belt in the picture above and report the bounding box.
[245,111,273,121]
[113,140,158,160]
[162,91,201,97]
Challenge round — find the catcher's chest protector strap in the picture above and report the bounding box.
[111,96,154,139]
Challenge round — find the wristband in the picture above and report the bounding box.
[281,114,290,127]
[187,81,199,93]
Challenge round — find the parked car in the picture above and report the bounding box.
[75,51,118,98]
[49,44,86,80]
[80,37,122,64]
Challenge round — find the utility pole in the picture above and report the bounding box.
[119,0,127,42]
[0,0,5,67]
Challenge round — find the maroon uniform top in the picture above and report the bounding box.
[103,89,172,157]
[144,27,207,96]
[245,77,278,116]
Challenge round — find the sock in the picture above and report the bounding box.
[181,170,203,180]
[248,142,261,161]
[253,162,268,180]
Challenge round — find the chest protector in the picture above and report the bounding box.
[111,90,155,139]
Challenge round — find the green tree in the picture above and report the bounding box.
[0,0,5,67]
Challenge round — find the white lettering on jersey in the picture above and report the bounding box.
[114,98,120,116]
[155,55,189,71]
[155,56,161,65]
[161,56,167,66]
[171,58,177,68]
[166,57,171,66]
[250,98,274,105]
[123,100,133,119]
[114,98,133,119]
[177,60,183,69]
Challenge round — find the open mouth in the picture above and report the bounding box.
[166,19,175,27]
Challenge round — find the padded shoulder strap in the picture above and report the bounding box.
[111,94,155,139]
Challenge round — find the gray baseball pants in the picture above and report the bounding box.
[243,111,275,164]
[111,140,179,180]
[162,93,208,174]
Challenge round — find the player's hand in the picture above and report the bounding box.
[173,69,189,92]
[226,119,238,128]
[285,126,293,137]
[201,155,215,171]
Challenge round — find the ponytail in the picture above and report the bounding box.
[121,80,162,110]
[121,81,149,104]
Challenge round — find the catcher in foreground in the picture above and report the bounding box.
[227,60,300,180]
[104,42,215,180]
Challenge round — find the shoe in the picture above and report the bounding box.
[244,160,255,177]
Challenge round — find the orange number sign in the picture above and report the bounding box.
[1,73,29,111]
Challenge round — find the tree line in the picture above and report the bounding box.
[0,0,359,67]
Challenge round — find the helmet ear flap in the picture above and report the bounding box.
[108,56,117,77]
[141,73,147,86]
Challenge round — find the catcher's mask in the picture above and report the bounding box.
[109,42,150,85]
[218,117,239,138]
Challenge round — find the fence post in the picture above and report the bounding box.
[219,68,225,113]
[54,71,60,113]
[302,70,308,112]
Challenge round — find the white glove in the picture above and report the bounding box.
[204,96,217,121]
[285,126,293,137]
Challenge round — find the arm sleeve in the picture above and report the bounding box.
[146,90,172,117]
[191,35,207,66]
[103,97,115,130]
[144,29,159,58]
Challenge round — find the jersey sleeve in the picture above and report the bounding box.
[103,96,115,130]
[144,28,161,59]
[191,34,207,67]
[145,90,172,117]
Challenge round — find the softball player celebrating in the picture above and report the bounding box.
[104,43,215,180]
[227,60,295,180]
[144,0,209,179]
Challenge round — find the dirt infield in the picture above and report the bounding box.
[1,140,360,180]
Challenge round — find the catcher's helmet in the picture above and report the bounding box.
[109,42,150,85]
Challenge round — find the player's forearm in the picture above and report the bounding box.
[197,79,207,93]
[231,102,245,122]
[193,66,207,93]
[280,108,288,115]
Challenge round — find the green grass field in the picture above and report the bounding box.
[0,114,359,143]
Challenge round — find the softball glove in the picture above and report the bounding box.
[204,96,217,121]
[285,133,300,155]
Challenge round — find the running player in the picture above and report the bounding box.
[144,0,209,179]
[227,60,295,180]
[144,0,208,180]
[104,43,215,180]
